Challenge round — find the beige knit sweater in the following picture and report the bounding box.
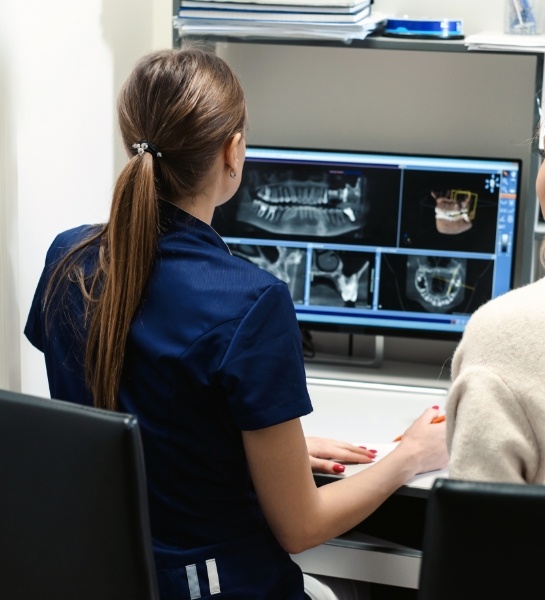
[446,276,545,484]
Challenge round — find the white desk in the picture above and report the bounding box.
[304,375,448,446]
[292,370,450,590]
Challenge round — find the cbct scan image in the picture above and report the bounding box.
[212,161,400,246]
[229,162,367,241]
[399,170,501,253]
[406,255,467,313]
[379,253,494,315]
[309,249,374,308]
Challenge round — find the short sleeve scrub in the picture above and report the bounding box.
[25,201,314,599]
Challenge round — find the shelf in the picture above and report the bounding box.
[174,30,471,52]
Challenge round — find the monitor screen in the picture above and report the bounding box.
[212,146,521,340]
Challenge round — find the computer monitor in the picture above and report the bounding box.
[212,146,521,341]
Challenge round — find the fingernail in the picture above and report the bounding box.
[369,449,377,453]
[358,446,367,449]
[432,405,439,409]
[333,464,345,473]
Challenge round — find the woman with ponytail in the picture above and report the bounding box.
[25,46,447,599]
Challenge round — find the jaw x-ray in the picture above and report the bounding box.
[406,255,467,313]
[380,252,494,317]
[234,163,367,240]
[310,249,372,308]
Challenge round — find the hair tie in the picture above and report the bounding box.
[132,140,162,159]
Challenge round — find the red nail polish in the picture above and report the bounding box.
[432,405,439,410]
[333,464,345,473]
[369,449,377,453]
[358,446,367,449]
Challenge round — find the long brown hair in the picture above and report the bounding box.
[45,46,247,410]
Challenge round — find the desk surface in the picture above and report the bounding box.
[302,369,450,494]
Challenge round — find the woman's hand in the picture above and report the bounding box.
[395,407,449,475]
[305,436,376,475]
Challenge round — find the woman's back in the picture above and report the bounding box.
[26,200,313,599]
[118,201,312,547]
[447,276,545,484]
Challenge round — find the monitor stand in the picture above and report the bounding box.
[353,333,384,368]
[302,330,385,369]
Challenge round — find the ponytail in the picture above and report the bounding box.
[87,153,159,410]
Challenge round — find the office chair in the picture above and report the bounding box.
[418,477,545,600]
[0,388,160,600]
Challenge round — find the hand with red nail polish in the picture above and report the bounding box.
[305,437,376,475]
[393,406,446,442]
[393,407,449,474]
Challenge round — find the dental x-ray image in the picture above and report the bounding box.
[399,170,500,253]
[213,161,402,246]
[378,253,494,315]
[229,243,306,303]
[406,255,467,313]
[235,163,366,240]
[309,249,373,308]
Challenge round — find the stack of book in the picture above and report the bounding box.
[174,0,386,42]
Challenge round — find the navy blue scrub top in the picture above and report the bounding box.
[25,200,314,599]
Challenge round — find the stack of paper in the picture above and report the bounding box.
[174,0,387,42]
[465,31,545,52]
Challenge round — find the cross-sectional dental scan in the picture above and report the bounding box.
[406,256,467,313]
[309,250,373,308]
[212,147,521,339]
[379,253,494,315]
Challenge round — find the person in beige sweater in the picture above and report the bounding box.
[446,147,545,484]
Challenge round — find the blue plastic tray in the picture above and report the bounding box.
[384,18,464,40]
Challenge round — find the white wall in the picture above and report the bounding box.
[0,0,173,397]
[0,5,19,391]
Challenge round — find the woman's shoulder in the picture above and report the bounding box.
[225,255,293,314]
[51,224,101,246]
[456,278,545,360]
[46,224,102,261]
[471,278,545,322]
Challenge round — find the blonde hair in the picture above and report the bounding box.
[45,47,247,410]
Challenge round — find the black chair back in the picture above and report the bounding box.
[0,388,159,600]
[418,477,545,600]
